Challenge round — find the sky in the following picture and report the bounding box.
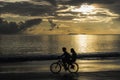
[0,0,120,34]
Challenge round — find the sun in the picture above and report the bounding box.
[71,3,95,15]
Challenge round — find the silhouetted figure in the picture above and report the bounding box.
[71,48,77,63]
[0,18,3,23]
[48,19,58,30]
[60,47,71,70]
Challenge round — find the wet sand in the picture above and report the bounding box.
[0,71,120,80]
[0,59,120,80]
[0,58,120,80]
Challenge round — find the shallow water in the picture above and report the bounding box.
[0,59,120,73]
[0,60,120,80]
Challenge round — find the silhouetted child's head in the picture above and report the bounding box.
[62,47,66,52]
[71,48,75,53]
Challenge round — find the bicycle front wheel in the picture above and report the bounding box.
[68,63,79,73]
[50,62,61,74]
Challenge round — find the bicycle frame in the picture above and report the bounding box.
[57,59,71,71]
[50,59,79,73]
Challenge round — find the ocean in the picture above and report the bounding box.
[1,34,120,54]
[0,34,120,80]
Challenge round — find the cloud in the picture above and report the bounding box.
[30,1,52,5]
[72,16,118,23]
[31,0,57,6]
[0,0,30,2]
[56,0,120,15]
[0,1,56,16]
[1,0,119,16]
[0,18,42,34]
[65,0,118,5]
[55,2,119,23]
[0,0,119,24]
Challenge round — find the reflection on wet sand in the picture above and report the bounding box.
[0,72,120,80]
[77,60,120,72]
[53,73,78,80]
[0,60,120,73]
[0,59,120,80]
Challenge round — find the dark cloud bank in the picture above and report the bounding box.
[0,0,120,16]
[0,18,42,34]
[0,2,56,16]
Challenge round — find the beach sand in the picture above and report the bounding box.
[0,60,120,80]
[0,71,120,80]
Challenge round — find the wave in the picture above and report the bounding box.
[0,52,120,63]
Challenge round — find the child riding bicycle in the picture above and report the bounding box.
[59,47,77,70]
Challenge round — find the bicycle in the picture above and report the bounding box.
[50,59,79,74]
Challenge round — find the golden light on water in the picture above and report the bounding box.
[74,35,88,52]
[74,35,98,53]
[78,35,87,52]
[71,3,96,15]
[77,60,120,72]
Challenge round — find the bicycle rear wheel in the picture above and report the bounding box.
[68,63,79,73]
[50,62,61,74]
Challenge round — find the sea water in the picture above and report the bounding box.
[0,34,120,73]
[1,34,120,54]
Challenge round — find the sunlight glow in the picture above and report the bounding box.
[75,35,88,52]
[71,3,95,15]
[74,35,98,53]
